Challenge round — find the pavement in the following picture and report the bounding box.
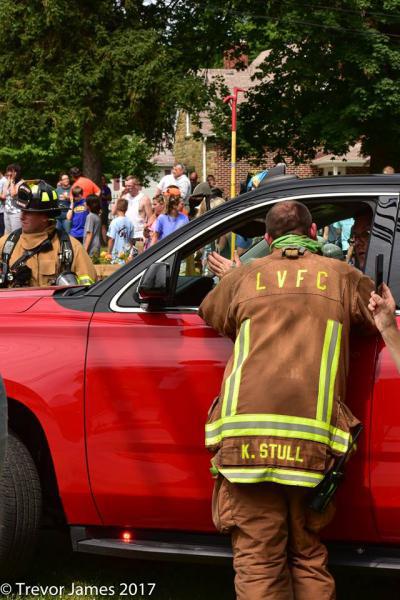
[1,530,399,600]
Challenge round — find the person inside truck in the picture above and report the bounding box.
[350,208,373,271]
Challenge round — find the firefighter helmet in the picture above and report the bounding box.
[13,180,61,215]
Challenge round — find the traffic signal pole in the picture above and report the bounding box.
[224,87,244,259]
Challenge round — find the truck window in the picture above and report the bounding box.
[172,200,374,309]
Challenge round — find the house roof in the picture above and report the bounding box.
[312,142,370,167]
[152,147,175,168]
[198,51,270,137]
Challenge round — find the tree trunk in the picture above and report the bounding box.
[367,139,399,174]
[82,124,102,184]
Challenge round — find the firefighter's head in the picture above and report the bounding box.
[15,181,60,234]
[265,201,317,246]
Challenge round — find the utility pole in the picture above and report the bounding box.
[224,87,245,259]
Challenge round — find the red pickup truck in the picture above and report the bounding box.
[1,174,400,575]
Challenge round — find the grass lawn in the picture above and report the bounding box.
[1,530,400,599]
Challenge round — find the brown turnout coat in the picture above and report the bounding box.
[199,248,376,487]
[0,226,97,287]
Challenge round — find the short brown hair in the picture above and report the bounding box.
[265,200,312,239]
[86,194,101,214]
[70,167,81,178]
[116,197,128,213]
[72,186,83,198]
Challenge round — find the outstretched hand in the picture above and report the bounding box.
[207,251,241,279]
[368,283,397,333]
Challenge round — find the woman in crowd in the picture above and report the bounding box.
[151,193,188,245]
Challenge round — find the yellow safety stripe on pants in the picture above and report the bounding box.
[205,413,350,453]
[218,466,324,487]
[77,274,95,285]
[316,319,343,423]
[221,319,250,418]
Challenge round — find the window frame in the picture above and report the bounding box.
[107,192,387,313]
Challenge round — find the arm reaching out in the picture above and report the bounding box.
[369,283,400,372]
[207,250,241,279]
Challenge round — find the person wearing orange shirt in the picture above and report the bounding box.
[69,167,100,199]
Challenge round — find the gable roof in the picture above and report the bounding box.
[198,51,270,137]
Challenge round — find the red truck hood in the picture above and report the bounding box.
[0,287,56,313]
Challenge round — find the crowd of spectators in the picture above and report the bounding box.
[1,159,379,273]
[0,162,224,266]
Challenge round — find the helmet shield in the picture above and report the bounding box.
[13,180,61,215]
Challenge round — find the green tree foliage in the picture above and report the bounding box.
[0,0,229,182]
[211,0,400,171]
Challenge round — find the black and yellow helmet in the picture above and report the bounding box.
[13,180,61,215]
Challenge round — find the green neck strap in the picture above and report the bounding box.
[270,234,322,254]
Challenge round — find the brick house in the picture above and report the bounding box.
[173,52,369,196]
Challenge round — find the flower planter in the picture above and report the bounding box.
[94,264,121,279]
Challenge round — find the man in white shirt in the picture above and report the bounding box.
[155,163,191,204]
[0,170,7,236]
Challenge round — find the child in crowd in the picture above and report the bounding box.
[107,197,134,259]
[84,195,102,257]
[67,186,88,243]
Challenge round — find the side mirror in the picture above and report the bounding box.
[137,262,171,304]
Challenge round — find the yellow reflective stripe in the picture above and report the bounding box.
[329,425,349,445]
[42,192,50,201]
[231,319,250,416]
[205,413,350,453]
[219,466,324,487]
[221,322,242,417]
[206,428,348,453]
[316,320,342,423]
[221,319,250,418]
[207,412,331,431]
[77,275,95,285]
[317,320,333,421]
[327,323,342,424]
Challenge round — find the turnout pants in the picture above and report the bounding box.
[213,476,335,600]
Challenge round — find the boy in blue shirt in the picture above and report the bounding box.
[67,186,88,243]
[107,197,134,259]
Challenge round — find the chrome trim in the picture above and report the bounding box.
[117,306,200,314]
[110,191,390,313]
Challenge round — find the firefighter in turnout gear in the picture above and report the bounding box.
[0,181,96,288]
[199,201,377,600]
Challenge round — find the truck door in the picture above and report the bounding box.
[370,192,400,541]
[85,258,232,531]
